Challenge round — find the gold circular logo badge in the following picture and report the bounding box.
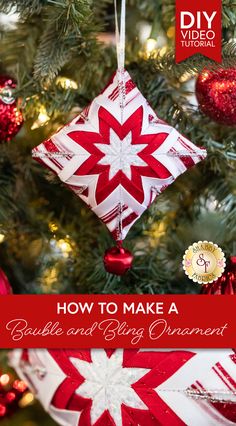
[183,241,226,284]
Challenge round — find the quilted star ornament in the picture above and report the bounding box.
[10,348,236,425]
[32,0,207,274]
[32,69,207,274]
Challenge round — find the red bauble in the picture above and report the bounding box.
[0,269,12,295]
[0,75,23,142]
[103,245,133,275]
[196,68,236,125]
[201,256,236,295]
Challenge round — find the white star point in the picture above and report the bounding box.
[70,349,150,425]
[95,129,147,180]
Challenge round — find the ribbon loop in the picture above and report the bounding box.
[114,0,126,71]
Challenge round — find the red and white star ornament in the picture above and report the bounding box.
[10,348,236,425]
[32,0,207,275]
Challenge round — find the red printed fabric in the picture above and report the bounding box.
[10,348,236,425]
[32,70,206,242]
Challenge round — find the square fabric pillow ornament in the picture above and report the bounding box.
[32,0,207,275]
[10,348,236,426]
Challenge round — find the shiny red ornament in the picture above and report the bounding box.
[201,256,236,294]
[196,68,236,125]
[103,244,133,275]
[0,75,23,142]
[0,269,12,295]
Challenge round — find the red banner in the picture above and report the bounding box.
[0,295,235,348]
[175,0,222,63]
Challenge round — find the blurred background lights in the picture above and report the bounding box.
[6,391,16,403]
[145,38,158,55]
[0,404,6,417]
[48,222,59,233]
[56,77,78,90]
[0,234,5,243]
[41,266,58,292]
[13,379,28,393]
[0,11,19,29]
[18,392,35,408]
[56,238,73,257]
[31,106,50,130]
[50,236,74,258]
[167,25,175,39]
[0,374,10,386]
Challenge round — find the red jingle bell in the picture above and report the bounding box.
[103,245,133,275]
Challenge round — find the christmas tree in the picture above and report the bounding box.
[0,0,235,295]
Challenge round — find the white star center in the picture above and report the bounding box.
[70,349,150,426]
[95,129,147,180]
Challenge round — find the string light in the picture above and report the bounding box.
[0,374,28,419]
[0,374,10,386]
[56,77,78,90]
[56,238,73,257]
[49,236,74,259]
[167,26,175,39]
[0,234,5,243]
[158,46,168,57]
[142,43,167,60]
[18,392,35,408]
[13,380,27,392]
[31,106,50,130]
[42,267,58,289]
[144,38,158,57]
[148,220,167,246]
[141,17,167,59]
[6,392,16,403]
[48,222,59,233]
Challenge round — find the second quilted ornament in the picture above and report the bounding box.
[32,0,207,274]
[10,348,236,426]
